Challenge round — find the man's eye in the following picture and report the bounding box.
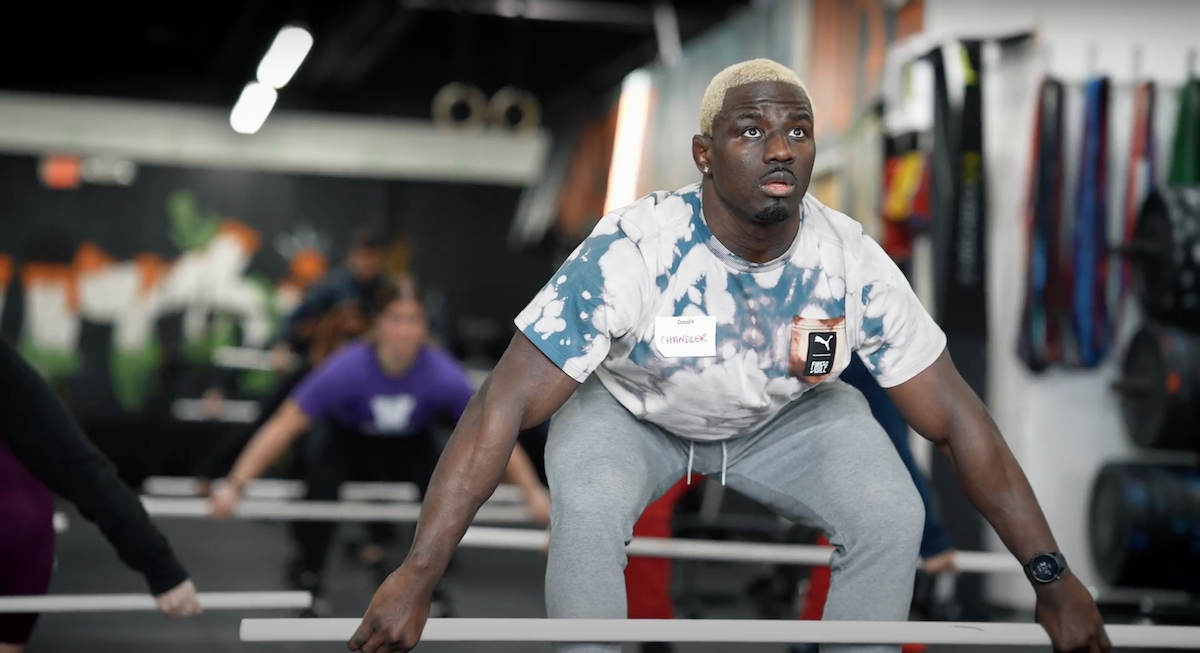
[743,127,761,137]
[791,127,807,138]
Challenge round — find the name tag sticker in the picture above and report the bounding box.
[655,316,717,358]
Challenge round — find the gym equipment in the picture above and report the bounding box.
[1088,462,1200,591]
[432,82,489,132]
[487,86,541,133]
[1121,186,1200,328]
[240,617,1200,646]
[0,591,311,613]
[1114,320,1200,450]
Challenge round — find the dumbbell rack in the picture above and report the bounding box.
[1099,185,1200,628]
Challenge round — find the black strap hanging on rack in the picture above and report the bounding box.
[1068,76,1112,369]
[1017,77,1067,372]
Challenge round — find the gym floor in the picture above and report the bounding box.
[28,502,1032,653]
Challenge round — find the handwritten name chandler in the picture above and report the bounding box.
[660,333,709,345]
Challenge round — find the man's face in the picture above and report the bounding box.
[347,247,386,282]
[694,81,816,224]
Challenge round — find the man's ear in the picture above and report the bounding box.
[692,134,713,175]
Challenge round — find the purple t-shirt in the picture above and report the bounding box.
[291,342,476,437]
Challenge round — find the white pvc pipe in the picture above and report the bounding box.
[141,476,526,503]
[458,526,1020,574]
[140,497,532,523]
[0,591,311,614]
[239,618,1200,646]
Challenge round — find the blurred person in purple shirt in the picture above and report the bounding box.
[209,275,550,616]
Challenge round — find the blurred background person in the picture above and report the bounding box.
[0,337,201,652]
[209,275,551,616]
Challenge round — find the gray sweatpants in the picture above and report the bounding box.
[545,377,925,653]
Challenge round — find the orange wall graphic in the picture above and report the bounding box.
[1,191,330,411]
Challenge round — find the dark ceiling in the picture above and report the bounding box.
[0,0,748,121]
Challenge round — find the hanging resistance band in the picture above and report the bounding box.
[1169,77,1200,185]
[1115,80,1157,331]
[1017,78,1067,372]
[1068,77,1112,369]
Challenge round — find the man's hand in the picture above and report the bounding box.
[1035,575,1110,653]
[208,483,242,519]
[523,485,552,525]
[348,566,432,653]
[155,579,203,618]
[920,550,958,575]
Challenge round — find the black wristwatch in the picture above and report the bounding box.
[1024,551,1067,585]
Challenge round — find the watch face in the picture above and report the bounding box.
[1030,554,1061,583]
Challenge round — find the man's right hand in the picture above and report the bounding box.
[348,565,433,653]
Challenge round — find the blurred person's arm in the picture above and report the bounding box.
[0,337,190,596]
[211,355,347,515]
[221,401,312,492]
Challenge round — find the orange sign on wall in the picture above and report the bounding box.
[807,0,924,140]
[39,155,83,189]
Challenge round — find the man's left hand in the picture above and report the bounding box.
[1035,575,1111,653]
[921,550,958,575]
[523,486,552,525]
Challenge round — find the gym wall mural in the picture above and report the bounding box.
[0,190,333,414]
[0,154,401,418]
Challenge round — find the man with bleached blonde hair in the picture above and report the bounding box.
[347,58,1108,653]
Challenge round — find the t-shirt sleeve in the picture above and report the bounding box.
[514,220,647,383]
[289,351,352,420]
[852,233,947,388]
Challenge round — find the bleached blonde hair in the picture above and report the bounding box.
[699,58,808,136]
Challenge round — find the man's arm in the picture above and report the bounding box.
[404,333,579,585]
[884,350,1060,581]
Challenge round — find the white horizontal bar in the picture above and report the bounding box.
[211,346,298,372]
[240,618,1200,646]
[141,476,526,504]
[140,497,531,523]
[170,398,260,423]
[0,591,311,614]
[0,91,549,186]
[458,527,1020,574]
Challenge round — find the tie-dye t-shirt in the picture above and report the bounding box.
[514,183,946,441]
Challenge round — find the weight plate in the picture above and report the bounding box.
[1089,463,1200,591]
[1119,326,1167,448]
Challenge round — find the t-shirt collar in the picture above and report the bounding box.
[693,194,806,274]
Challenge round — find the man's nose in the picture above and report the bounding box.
[763,130,795,164]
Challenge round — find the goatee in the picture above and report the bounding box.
[752,204,791,224]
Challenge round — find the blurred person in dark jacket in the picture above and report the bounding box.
[268,227,389,371]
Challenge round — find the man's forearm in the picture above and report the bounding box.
[406,392,521,581]
[943,414,1059,565]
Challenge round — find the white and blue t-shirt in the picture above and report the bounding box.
[515,183,946,441]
